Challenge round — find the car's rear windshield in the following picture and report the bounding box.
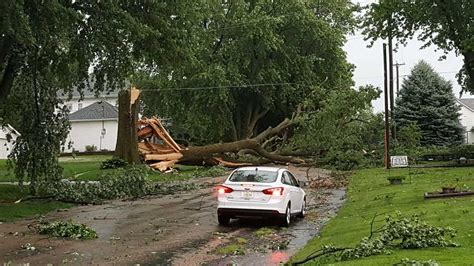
[228,170,278,183]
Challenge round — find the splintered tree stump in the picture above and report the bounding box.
[114,89,140,164]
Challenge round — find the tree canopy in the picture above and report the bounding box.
[139,0,358,144]
[362,0,474,93]
[0,0,181,192]
[395,61,464,147]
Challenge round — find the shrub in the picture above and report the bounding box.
[39,220,98,240]
[321,149,363,171]
[43,167,152,204]
[100,158,128,169]
[85,145,97,152]
[451,144,474,159]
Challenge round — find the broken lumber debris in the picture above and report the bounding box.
[137,117,252,172]
[137,116,305,172]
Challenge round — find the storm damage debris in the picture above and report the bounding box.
[137,117,253,171]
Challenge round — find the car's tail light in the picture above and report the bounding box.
[217,185,233,194]
[262,187,284,196]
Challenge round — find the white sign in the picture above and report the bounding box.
[391,156,409,168]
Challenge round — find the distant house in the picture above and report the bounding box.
[457,98,474,144]
[57,88,120,153]
[58,89,118,113]
[0,124,19,159]
[64,101,119,152]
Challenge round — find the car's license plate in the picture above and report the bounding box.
[242,191,253,198]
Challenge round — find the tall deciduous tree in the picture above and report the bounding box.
[395,61,464,147]
[362,0,474,93]
[139,0,357,144]
[0,1,198,192]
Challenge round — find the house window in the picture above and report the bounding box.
[66,104,73,112]
[78,103,83,110]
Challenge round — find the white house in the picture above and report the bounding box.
[457,98,474,144]
[64,101,119,152]
[0,124,19,159]
[58,89,119,153]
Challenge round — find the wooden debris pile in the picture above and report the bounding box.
[137,117,252,172]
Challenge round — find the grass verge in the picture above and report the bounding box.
[1,156,226,182]
[292,167,474,265]
[0,184,72,222]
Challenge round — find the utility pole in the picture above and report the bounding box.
[388,35,396,141]
[394,62,405,97]
[383,43,390,169]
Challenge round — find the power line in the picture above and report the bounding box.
[139,82,313,92]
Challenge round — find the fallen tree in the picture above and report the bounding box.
[110,88,305,171]
[138,116,304,171]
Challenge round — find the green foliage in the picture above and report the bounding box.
[139,0,358,144]
[39,220,98,240]
[318,214,457,263]
[100,158,128,169]
[395,61,464,147]
[293,167,474,265]
[397,123,422,149]
[43,167,152,204]
[362,0,474,93]
[296,213,457,264]
[5,69,70,195]
[451,144,474,159]
[85,145,97,152]
[0,1,188,195]
[322,149,364,171]
[382,214,457,249]
[291,85,383,170]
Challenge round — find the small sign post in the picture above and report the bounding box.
[390,155,411,183]
[391,156,408,168]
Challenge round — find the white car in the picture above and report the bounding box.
[216,166,306,227]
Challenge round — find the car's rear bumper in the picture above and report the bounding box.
[217,208,284,218]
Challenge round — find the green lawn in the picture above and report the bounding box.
[0,155,112,182]
[0,184,72,222]
[293,167,474,265]
[1,155,223,182]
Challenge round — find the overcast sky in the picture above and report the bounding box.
[346,0,473,112]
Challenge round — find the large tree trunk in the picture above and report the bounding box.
[139,115,302,171]
[180,139,303,164]
[114,89,140,164]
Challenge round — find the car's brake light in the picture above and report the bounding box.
[262,187,284,196]
[217,185,233,194]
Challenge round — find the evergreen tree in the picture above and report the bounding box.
[395,61,464,147]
